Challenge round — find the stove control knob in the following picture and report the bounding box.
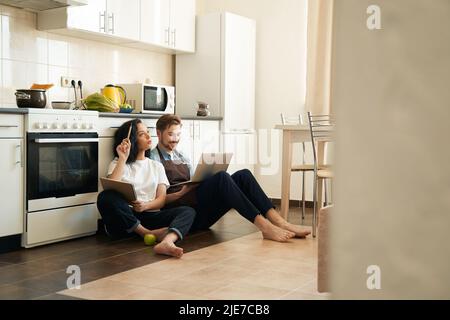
[89,123,94,129]
[73,123,80,129]
[43,123,50,129]
[53,123,61,129]
[63,123,70,129]
[35,122,43,129]
[82,123,88,129]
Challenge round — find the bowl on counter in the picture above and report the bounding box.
[52,101,74,109]
[119,107,134,113]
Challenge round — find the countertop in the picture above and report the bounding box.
[0,108,223,121]
[99,112,223,121]
[0,108,29,114]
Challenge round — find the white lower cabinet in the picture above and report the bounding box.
[0,139,24,237]
[222,132,256,174]
[177,120,221,166]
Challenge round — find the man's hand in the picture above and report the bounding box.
[178,184,196,196]
[131,200,148,213]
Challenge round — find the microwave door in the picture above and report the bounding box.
[144,86,168,112]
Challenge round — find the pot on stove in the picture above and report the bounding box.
[15,89,47,108]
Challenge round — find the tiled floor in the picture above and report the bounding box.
[0,206,328,300]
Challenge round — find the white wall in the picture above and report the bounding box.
[331,0,450,299]
[197,0,310,201]
[0,5,174,108]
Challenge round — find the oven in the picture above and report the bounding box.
[23,109,99,248]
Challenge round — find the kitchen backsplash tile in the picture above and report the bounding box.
[1,15,48,64]
[0,5,174,108]
[1,59,48,104]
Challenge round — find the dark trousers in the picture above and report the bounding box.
[191,169,275,231]
[97,190,196,241]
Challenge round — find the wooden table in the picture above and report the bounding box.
[275,124,325,222]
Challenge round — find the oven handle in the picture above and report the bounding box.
[34,138,99,143]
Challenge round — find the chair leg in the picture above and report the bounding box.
[312,173,318,238]
[301,171,306,220]
[324,178,328,206]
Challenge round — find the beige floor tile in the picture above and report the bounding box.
[148,278,228,297]
[182,264,253,285]
[59,279,147,300]
[204,282,291,300]
[238,269,313,291]
[121,287,207,300]
[280,289,331,300]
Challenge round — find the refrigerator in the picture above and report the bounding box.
[176,12,256,173]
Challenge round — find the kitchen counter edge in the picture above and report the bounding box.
[0,109,223,121]
[99,113,223,121]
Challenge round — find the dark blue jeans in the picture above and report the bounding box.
[191,169,275,231]
[97,190,196,241]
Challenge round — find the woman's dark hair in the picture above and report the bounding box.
[113,119,150,164]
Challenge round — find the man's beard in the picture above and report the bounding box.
[163,140,178,151]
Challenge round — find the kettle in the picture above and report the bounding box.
[101,84,126,105]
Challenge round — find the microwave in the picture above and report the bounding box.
[118,83,175,114]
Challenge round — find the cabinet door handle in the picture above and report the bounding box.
[171,29,176,47]
[195,122,200,140]
[173,29,177,48]
[0,125,19,128]
[108,13,115,34]
[165,28,170,45]
[99,11,106,32]
[190,122,194,138]
[15,143,23,166]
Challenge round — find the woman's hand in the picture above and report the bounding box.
[116,138,131,161]
[131,200,149,213]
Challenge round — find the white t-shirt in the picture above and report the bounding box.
[107,157,170,203]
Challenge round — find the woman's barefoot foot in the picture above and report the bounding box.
[148,227,168,242]
[154,241,184,258]
[261,223,295,242]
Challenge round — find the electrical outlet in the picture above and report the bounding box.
[61,76,78,88]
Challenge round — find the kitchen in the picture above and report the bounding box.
[1,0,449,303]
[0,0,307,301]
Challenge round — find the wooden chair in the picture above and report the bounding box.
[280,113,313,220]
[307,112,334,237]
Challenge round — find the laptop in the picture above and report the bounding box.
[100,177,137,202]
[169,152,233,188]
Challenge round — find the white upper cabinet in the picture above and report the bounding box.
[170,0,196,52]
[67,0,107,33]
[38,0,195,53]
[140,0,171,46]
[140,0,195,52]
[107,0,140,41]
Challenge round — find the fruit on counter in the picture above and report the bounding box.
[120,103,133,109]
[82,93,119,112]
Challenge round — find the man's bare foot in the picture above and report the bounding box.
[154,241,184,258]
[278,222,311,238]
[266,209,311,238]
[261,223,295,242]
[148,227,168,242]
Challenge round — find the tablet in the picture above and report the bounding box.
[100,177,137,202]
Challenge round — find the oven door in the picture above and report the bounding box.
[26,132,98,211]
